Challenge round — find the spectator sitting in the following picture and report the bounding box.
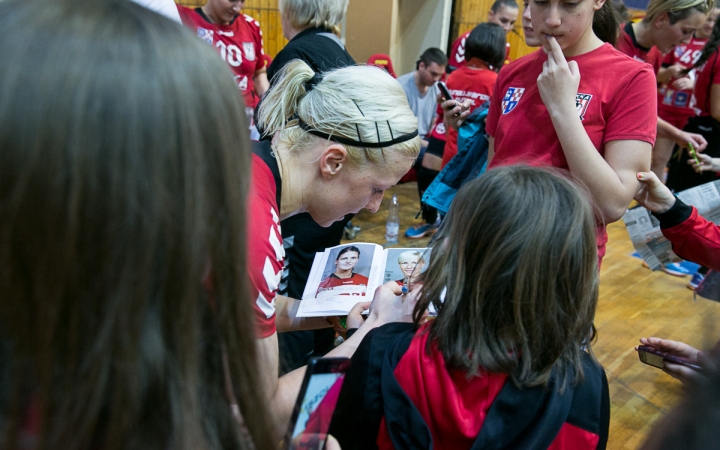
[396,47,448,149]
[329,166,609,450]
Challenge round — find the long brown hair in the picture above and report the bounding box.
[414,166,599,389]
[0,0,274,448]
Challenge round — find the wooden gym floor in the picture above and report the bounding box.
[341,181,720,450]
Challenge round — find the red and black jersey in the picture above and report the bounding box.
[316,273,369,295]
[616,23,662,75]
[247,142,284,339]
[330,322,610,450]
[177,5,266,108]
[658,38,707,119]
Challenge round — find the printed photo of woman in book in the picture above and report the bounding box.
[384,250,429,287]
[316,245,371,298]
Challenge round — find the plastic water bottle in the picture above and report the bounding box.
[385,194,400,244]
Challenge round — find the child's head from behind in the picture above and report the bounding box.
[465,22,507,70]
[417,166,599,389]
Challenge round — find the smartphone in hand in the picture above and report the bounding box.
[437,81,454,102]
[285,357,351,449]
[637,345,702,371]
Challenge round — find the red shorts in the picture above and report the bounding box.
[658,108,693,130]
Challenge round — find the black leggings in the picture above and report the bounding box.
[416,136,446,224]
[417,165,439,224]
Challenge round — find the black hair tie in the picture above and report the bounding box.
[304,72,324,92]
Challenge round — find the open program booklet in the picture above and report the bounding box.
[297,243,431,317]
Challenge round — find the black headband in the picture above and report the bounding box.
[297,119,419,148]
[298,72,419,148]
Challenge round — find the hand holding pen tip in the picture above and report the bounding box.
[688,142,701,166]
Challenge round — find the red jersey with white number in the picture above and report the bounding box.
[440,61,497,167]
[616,22,662,75]
[486,44,657,261]
[177,5,266,108]
[248,154,284,338]
[658,38,707,118]
[694,49,720,116]
[449,31,511,69]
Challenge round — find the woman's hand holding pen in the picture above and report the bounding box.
[688,152,720,173]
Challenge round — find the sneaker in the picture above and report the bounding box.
[641,261,692,277]
[687,271,705,290]
[405,222,438,239]
[661,262,692,277]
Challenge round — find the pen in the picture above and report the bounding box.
[688,142,701,166]
[401,277,409,295]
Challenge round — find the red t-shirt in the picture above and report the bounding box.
[616,22,662,75]
[440,62,497,167]
[693,50,720,116]
[248,154,284,338]
[177,5,266,108]
[658,38,707,118]
[486,44,657,259]
[449,31,511,69]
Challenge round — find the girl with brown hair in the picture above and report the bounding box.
[329,166,609,450]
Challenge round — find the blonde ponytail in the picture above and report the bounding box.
[258,60,314,136]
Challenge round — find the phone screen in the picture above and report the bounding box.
[291,371,346,439]
[637,345,702,370]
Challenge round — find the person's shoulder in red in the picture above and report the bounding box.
[558,44,657,150]
[615,22,662,74]
[176,4,200,28]
[449,31,472,70]
[247,154,284,338]
[694,48,720,115]
[240,12,263,41]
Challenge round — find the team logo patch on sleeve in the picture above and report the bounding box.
[501,87,525,114]
[242,42,256,61]
[575,93,593,121]
[197,28,214,44]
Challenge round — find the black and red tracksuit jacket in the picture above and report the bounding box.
[330,322,610,450]
[654,197,720,271]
